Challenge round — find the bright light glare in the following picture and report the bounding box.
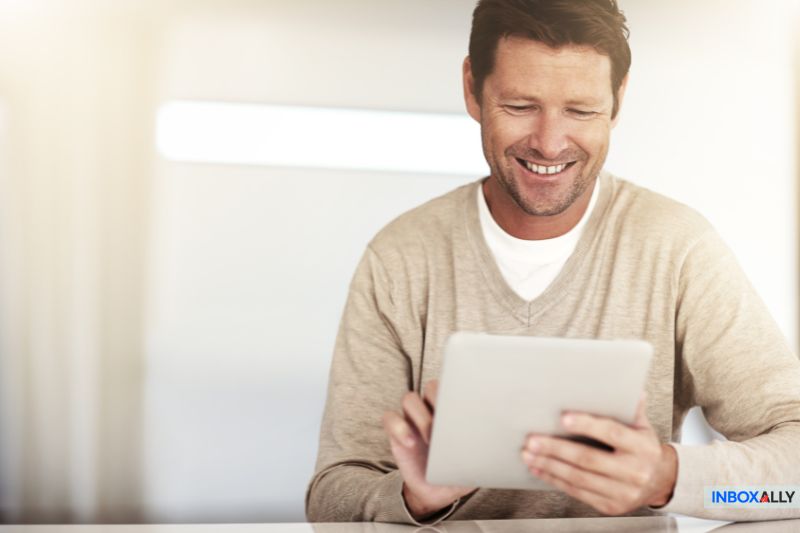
[156,101,488,176]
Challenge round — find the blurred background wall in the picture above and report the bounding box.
[0,0,798,524]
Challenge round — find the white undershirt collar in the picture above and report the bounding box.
[477,178,600,300]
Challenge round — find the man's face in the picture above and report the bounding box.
[465,37,623,218]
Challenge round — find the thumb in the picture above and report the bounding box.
[422,380,440,411]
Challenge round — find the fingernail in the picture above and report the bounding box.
[521,450,534,463]
[562,414,574,427]
[527,438,540,452]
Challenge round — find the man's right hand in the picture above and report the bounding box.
[381,380,476,520]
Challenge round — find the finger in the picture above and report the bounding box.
[522,449,632,501]
[561,412,644,453]
[422,380,439,410]
[401,392,434,444]
[531,466,627,516]
[525,435,647,487]
[382,410,417,448]
[524,436,616,477]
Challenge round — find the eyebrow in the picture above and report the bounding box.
[497,93,604,107]
[497,91,539,101]
[564,98,604,107]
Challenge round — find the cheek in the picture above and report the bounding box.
[569,126,610,157]
[483,115,531,151]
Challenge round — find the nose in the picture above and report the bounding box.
[527,110,569,160]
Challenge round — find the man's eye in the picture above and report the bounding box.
[569,109,597,118]
[505,105,533,113]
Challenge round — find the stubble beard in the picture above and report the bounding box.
[492,147,605,217]
[500,164,589,217]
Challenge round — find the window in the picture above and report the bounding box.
[156,100,488,176]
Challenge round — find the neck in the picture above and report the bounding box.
[483,177,596,240]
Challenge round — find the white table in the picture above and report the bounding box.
[1,516,799,532]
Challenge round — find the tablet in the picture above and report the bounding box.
[425,332,653,490]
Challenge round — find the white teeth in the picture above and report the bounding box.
[524,161,568,175]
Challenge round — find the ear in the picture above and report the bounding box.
[463,56,481,123]
[611,74,629,128]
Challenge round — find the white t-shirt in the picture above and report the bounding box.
[477,178,599,301]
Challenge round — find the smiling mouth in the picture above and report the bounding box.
[516,158,576,176]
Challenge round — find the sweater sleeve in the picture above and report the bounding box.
[305,246,454,524]
[657,229,800,520]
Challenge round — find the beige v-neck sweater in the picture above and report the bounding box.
[306,172,800,524]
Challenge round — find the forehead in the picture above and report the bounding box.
[488,36,613,102]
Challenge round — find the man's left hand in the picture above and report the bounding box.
[521,396,678,515]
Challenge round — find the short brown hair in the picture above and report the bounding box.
[468,0,631,117]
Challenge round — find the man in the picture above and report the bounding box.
[306,0,800,525]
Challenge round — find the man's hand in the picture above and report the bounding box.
[382,380,476,520]
[521,395,677,515]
